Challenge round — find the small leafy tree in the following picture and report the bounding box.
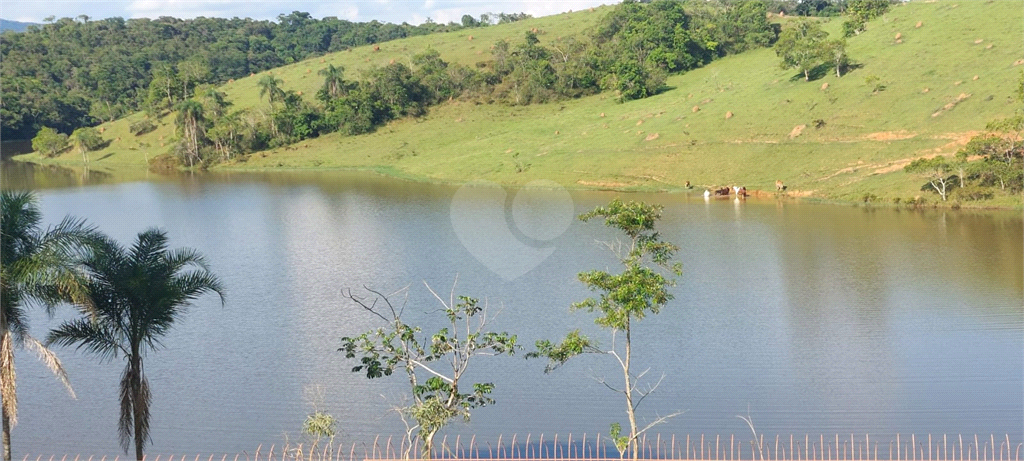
[68,127,103,163]
[824,39,849,78]
[340,282,519,459]
[775,20,829,81]
[529,199,683,460]
[905,156,955,201]
[302,410,338,456]
[843,0,892,37]
[31,127,68,158]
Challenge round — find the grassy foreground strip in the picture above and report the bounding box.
[17,1,1023,207]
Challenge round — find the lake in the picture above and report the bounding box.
[3,163,1022,457]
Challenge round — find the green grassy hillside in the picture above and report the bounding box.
[20,1,1024,205]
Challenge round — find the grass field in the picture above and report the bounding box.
[19,1,1024,206]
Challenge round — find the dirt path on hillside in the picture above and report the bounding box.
[811,131,981,182]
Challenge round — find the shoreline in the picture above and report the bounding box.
[7,157,1020,211]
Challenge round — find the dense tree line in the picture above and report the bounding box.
[0,11,514,140]
[15,0,777,167]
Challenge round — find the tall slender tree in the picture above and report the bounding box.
[48,229,225,461]
[0,191,97,461]
[529,199,683,460]
[317,64,347,100]
[174,99,207,168]
[257,75,286,106]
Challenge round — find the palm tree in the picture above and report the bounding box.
[0,191,97,461]
[257,74,285,106]
[318,64,346,99]
[48,229,225,460]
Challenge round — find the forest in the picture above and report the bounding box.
[0,10,534,140]
[17,0,783,168]
[0,0,865,143]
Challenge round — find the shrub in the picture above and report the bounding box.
[952,185,995,201]
[130,120,157,136]
[31,126,69,157]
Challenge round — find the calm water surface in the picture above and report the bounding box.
[3,164,1022,456]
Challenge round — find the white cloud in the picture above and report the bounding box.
[2,1,615,25]
[127,0,250,19]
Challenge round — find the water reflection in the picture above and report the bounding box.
[3,166,1021,456]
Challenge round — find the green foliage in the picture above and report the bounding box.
[302,411,337,439]
[69,127,103,151]
[528,330,599,372]
[573,199,682,325]
[129,120,157,136]
[0,13,472,140]
[843,0,892,37]
[795,0,846,17]
[317,64,349,101]
[716,1,778,54]
[684,0,779,58]
[47,228,224,460]
[258,75,286,106]
[485,0,776,105]
[174,99,209,167]
[948,71,1024,195]
[592,0,703,100]
[497,13,532,24]
[69,126,104,162]
[1,191,97,461]
[31,126,68,157]
[531,199,681,460]
[905,156,955,201]
[951,185,994,202]
[340,288,519,458]
[823,39,849,78]
[609,422,631,456]
[774,20,830,81]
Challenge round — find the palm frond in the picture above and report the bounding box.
[23,335,75,399]
[172,270,226,306]
[130,229,168,265]
[0,331,17,427]
[4,303,29,345]
[48,226,223,459]
[136,371,152,455]
[47,318,125,361]
[119,363,134,454]
[118,360,152,457]
[163,247,210,271]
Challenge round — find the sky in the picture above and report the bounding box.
[0,1,613,26]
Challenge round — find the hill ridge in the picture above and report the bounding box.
[17,1,1024,206]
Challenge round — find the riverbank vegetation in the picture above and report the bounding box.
[10,0,1024,207]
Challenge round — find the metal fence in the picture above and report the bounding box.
[21,433,1022,461]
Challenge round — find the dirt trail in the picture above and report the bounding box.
[813,131,980,181]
